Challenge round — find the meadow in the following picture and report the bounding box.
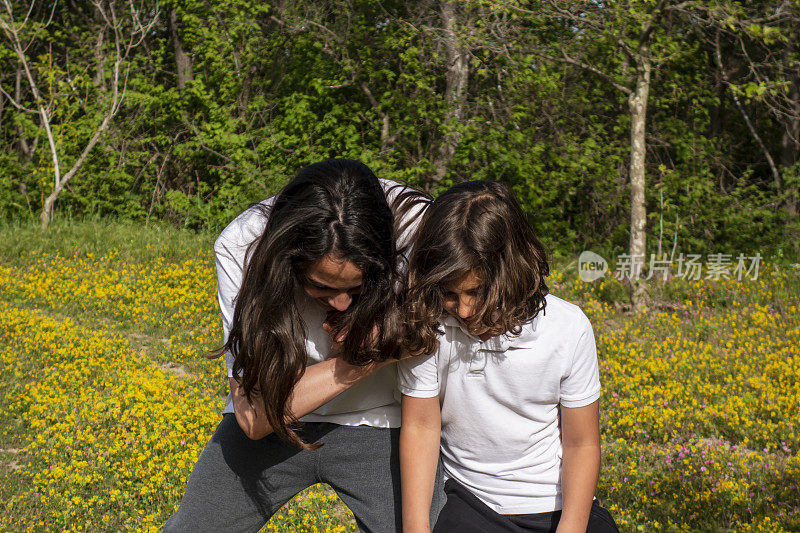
[0,221,798,532]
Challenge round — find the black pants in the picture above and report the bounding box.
[433,479,620,533]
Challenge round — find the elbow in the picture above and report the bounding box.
[244,426,270,441]
[233,410,272,440]
[230,378,272,440]
[240,420,271,441]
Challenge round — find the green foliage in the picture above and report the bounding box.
[0,0,797,258]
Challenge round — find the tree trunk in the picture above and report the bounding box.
[40,194,55,228]
[628,51,651,314]
[710,57,724,136]
[93,5,107,89]
[430,1,470,187]
[14,66,34,158]
[169,8,193,90]
[360,82,393,153]
[1,0,153,229]
[40,112,113,229]
[780,30,799,216]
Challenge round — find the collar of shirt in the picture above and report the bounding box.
[441,312,543,352]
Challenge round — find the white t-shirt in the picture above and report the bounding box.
[397,293,601,514]
[216,179,423,428]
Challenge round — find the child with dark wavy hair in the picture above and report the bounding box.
[398,181,619,533]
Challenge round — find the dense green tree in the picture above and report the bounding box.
[0,0,796,259]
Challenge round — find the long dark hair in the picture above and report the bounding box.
[403,180,550,357]
[221,159,426,448]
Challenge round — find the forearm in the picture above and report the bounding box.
[400,396,441,533]
[232,357,391,439]
[291,357,390,417]
[557,400,601,533]
[557,443,600,533]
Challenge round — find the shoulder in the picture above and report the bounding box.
[538,295,597,373]
[379,178,407,198]
[537,293,592,333]
[523,294,593,353]
[379,178,429,249]
[379,178,427,209]
[214,196,276,255]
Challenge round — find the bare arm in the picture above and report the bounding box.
[400,394,441,533]
[216,226,394,440]
[232,357,392,440]
[557,400,601,533]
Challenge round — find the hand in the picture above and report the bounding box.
[322,311,381,353]
[322,310,349,353]
[322,314,398,378]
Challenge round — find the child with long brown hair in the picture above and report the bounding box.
[166,159,444,533]
[398,181,619,533]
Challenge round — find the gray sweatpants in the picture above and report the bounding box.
[163,414,445,533]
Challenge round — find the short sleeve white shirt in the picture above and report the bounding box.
[216,179,422,428]
[397,293,601,513]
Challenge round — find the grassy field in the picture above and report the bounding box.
[1,220,799,532]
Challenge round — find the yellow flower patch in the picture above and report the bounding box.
[1,250,798,531]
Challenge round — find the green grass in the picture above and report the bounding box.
[0,218,215,264]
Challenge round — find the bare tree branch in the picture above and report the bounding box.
[0,82,36,113]
[714,30,781,189]
[536,50,633,95]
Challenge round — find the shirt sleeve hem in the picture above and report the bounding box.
[398,386,439,398]
[560,389,601,408]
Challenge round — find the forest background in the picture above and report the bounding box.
[1,0,799,264]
